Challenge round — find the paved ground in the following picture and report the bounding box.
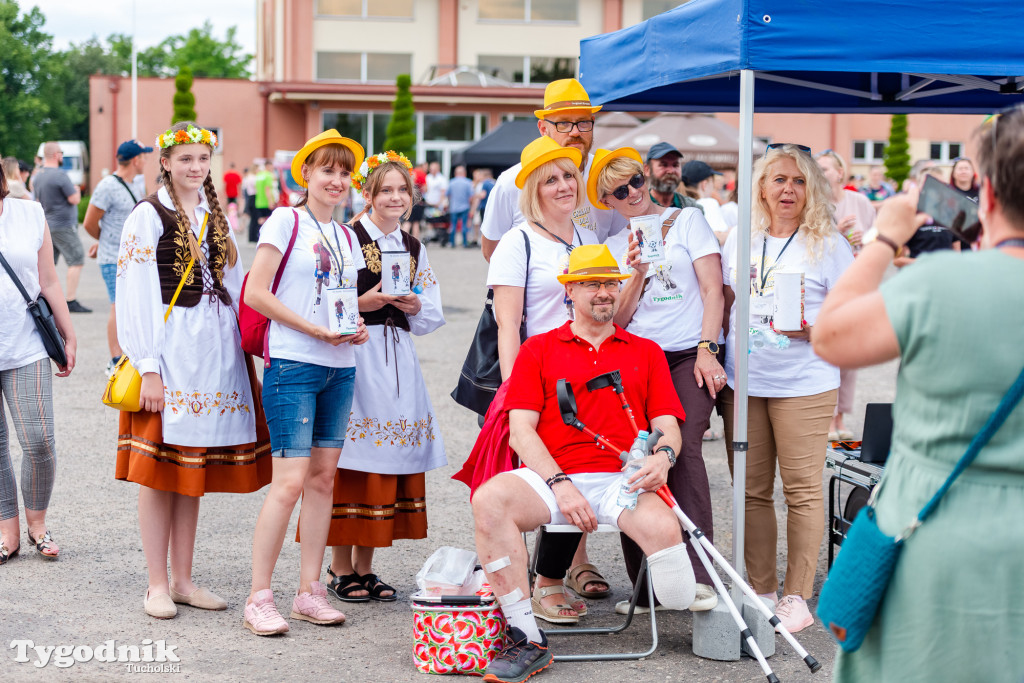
[1,230,897,681]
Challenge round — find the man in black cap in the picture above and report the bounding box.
[680,159,729,239]
[83,140,152,375]
[645,142,702,212]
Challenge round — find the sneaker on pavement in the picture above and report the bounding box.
[689,583,718,612]
[613,599,667,615]
[244,589,289,635]
[482,626,552,683]
[290,581,346,625]
[775,594,813,633]
[758,591,779,609]
[66,299,92,313]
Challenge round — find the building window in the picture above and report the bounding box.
[423,114,477,142]
[316,51,412,82]
[642,0,690,21]
[478,55,577,85]
[852,140,886,164]
[321,111,392,154]
[479,0,578,22]
[929,141,963,163]
[316,0,413,18]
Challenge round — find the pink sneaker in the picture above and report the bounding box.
[244,589,290,636]
[290,581,346,625]
[758,591,779,609]
[775,594,814,633]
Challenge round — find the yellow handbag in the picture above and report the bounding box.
[102,216,206,411]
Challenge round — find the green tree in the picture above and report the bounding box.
[172,67,197,124]
[153,21,251,78]
[884,114,911,189]
[383,74,416,156]
[0,1,73,161]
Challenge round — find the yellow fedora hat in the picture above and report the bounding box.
[534,78,603,120]
[557,244,631,284]
[291,129,365,188]
[586,147,643,210]
[515,137,583,189]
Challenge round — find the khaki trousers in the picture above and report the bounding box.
[720,387,837,599]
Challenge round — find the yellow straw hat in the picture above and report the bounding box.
[515,137,583,189]
[586,147,643,210]
[557,244,631,284]
[534,78,603,120]
[291,129,365,188]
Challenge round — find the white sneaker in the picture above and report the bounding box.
[774,594,814,633]
[688,583,718,612]
[613,599,667,615]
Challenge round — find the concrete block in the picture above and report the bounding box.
[692,600,740,661]
[741,596,776,658]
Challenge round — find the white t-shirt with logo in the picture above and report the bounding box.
[721,228,853,397]
[605,207,724,352]
[258,207,365,368]
[486,223,597,338]
[480,154,628,244]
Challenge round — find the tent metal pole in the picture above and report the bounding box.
[731,68,754,608]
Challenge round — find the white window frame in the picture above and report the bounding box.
[315,0,414,20]
[477,0,579,24]
[928,141,964,163]
[852,139,887,164]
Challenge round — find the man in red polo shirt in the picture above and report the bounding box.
[474,244,695,683]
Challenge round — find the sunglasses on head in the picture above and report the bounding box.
[767,143,812,154]
[607,173,645,201]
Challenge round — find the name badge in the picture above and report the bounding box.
[751,294,773,318]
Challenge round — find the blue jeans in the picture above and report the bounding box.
[448,210,470,246]
[100,263,117,303]
[262,359,356,458]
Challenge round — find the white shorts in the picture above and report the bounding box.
[510,469,628,529]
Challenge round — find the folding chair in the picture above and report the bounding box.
[528,524,658,662]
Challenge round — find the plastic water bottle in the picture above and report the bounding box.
[617,431,648,511]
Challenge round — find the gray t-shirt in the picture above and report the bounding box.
[91,174,145,264]
[32,167,78,230]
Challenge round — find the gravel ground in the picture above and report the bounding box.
[1,231,897,682]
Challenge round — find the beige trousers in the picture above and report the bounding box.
[720,387,837,599]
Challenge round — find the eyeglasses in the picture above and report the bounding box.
[576,280,621,292]
[767,143,812,154]
[550,120,595,134]
[606,173,645,201]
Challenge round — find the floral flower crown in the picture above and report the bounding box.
[351,150,413,191]
[156,124,219,150]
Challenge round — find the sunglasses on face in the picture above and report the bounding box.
[767,142,812,154]
[607,173,645,201]
[577,280,621,292]
[551,120,595,134]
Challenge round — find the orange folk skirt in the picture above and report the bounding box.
[115,358,272,497]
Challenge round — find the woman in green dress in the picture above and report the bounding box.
[813,107,1024,682]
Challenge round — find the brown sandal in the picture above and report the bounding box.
[565,563,610,599]
[531,584,579,624]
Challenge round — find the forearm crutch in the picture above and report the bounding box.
[655,486,821,675]
[586,370,640,434]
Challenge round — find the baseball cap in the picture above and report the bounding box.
[117,140,154,162]
[681,160,722,185]
[646,142,683,162]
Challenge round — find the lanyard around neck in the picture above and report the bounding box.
[304,205,346,282]
[759,229,798,293]
[534,222,579,253]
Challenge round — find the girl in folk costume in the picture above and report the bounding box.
[115,121,271,619]
[244,130,369,636]
[323,152,446,603]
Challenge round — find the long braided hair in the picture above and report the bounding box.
[158,121,238,271]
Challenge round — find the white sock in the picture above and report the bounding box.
[646,542,696,610]
[500,597,542,643]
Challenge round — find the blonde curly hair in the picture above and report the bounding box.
[751,145,836,263]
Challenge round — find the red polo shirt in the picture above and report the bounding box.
[505,322,685,475]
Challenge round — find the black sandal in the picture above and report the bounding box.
[326,567,370,602]
[360,573,398,602]
[0,539,19,565]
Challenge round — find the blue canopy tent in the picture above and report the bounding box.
[579,0,1024,607]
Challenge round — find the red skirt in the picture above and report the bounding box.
[115,356,272,497]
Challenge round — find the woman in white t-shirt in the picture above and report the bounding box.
[485,136,602,623]
[593,147,724,614]
[816,150,876,440]
[243,131,369,635]
[720,144,854,633]
[0,185,75,566]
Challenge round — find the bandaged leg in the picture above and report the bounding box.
[646,542,696,610]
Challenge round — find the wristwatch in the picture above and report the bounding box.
[697,339,720,354]
[656,445,677,467]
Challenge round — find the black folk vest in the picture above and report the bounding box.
[350,220,422,331]
[145,196,230,307]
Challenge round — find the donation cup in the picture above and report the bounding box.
[327,287,359,335]
[382,250,412,296]
[772,270,805,331]
[629,214,665,263]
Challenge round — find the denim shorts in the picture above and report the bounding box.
[100,263,117,303]
[262,358,356,458]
